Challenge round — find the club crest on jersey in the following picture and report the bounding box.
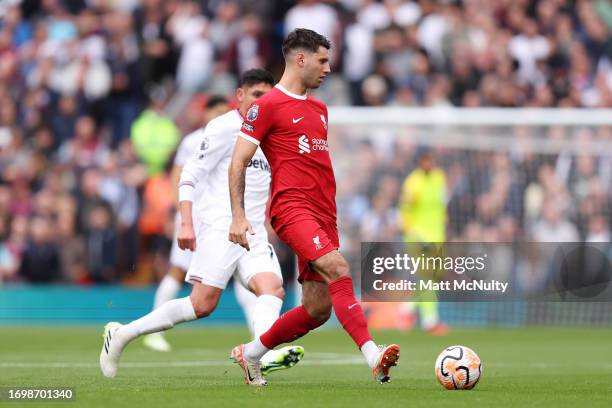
[320,114,327,130]
[198,138,210,159]
[246,104,259,121]
[313,235,322,250]
[200,138,210,151]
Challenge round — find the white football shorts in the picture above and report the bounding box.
[185,224,282,289]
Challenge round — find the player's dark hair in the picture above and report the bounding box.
[282,28,331,57]
[239,69,275,88]
[206,95,228,109]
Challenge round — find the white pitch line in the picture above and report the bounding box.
[2,361,611,370]
[0,358,366,369]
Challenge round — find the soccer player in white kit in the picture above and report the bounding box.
[100,70,304,379]
[143,96,233,352]
[143,96,261,353]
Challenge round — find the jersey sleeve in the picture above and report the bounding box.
[239,99,273,146]
[174,132,197,167]
[178,122,231,201]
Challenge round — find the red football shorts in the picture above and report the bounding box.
[273,216,339,283]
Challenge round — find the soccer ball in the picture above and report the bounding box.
[435,345,482,390]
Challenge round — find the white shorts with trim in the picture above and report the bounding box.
[185,227,282,290]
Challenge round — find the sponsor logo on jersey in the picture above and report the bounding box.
[242,123,254,132]
[320,114,327,130]
[298,135,310,154]
[247,157,271,173]
[313,235,323,250]
[312,138,328,151]
[246,104,259,121]
[292,116,304,124]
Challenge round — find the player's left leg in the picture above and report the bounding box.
[310,250,400,383]
[100,283,222,378]
[101,228,241,378]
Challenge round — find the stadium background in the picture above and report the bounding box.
[0,0,611,327]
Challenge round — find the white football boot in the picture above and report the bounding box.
[230,344,267,386]
[99,322,125,378]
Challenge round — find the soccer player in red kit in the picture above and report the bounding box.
[228,28,400,386]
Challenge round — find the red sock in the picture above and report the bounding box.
[329,276,372,348]
[259,306,324,349]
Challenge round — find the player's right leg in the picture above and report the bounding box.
[143,266,187,352]
[233,281,257,336]
[100,282,222,378]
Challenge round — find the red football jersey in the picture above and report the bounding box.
[239,84,337,224]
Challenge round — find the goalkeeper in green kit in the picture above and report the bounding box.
[399,149,449,335]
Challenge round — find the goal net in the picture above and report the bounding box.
[328,107,612,326]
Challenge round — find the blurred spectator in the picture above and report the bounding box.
[586,215,611,242]
[223,13,270,75]
[18,216,61,283]
[85,202,118,282]
[532,201,580,242]
[0,215,19,283]
[509,18,550,85]
[168,0,213,91]
[285,0,340,65]
[58,115,107,169]
[133,0,176,85]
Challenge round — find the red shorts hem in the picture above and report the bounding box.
[273,217,339,284]
[297,244,339,283]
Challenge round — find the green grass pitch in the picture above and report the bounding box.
[1,326,611,407]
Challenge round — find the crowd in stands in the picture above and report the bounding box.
[0,0,610,283]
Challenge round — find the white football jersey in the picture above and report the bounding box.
[181,109,271,231]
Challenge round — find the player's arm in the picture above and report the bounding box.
[177,161,201,251]
[170,164,182,206]
[228,137,258,250]
[177,126,228,251]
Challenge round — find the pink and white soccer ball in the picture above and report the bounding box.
[435,345,482,390]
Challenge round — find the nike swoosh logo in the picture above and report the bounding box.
[292,117,304,124]
[348,302,359,310]
[246,366,255,382]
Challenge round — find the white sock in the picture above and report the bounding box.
[233,283,257,336]
[117,297,196,347]
[361,340,380,369]
[244,337,270,362]
[153,275,182,310]
[253,295,282,339]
